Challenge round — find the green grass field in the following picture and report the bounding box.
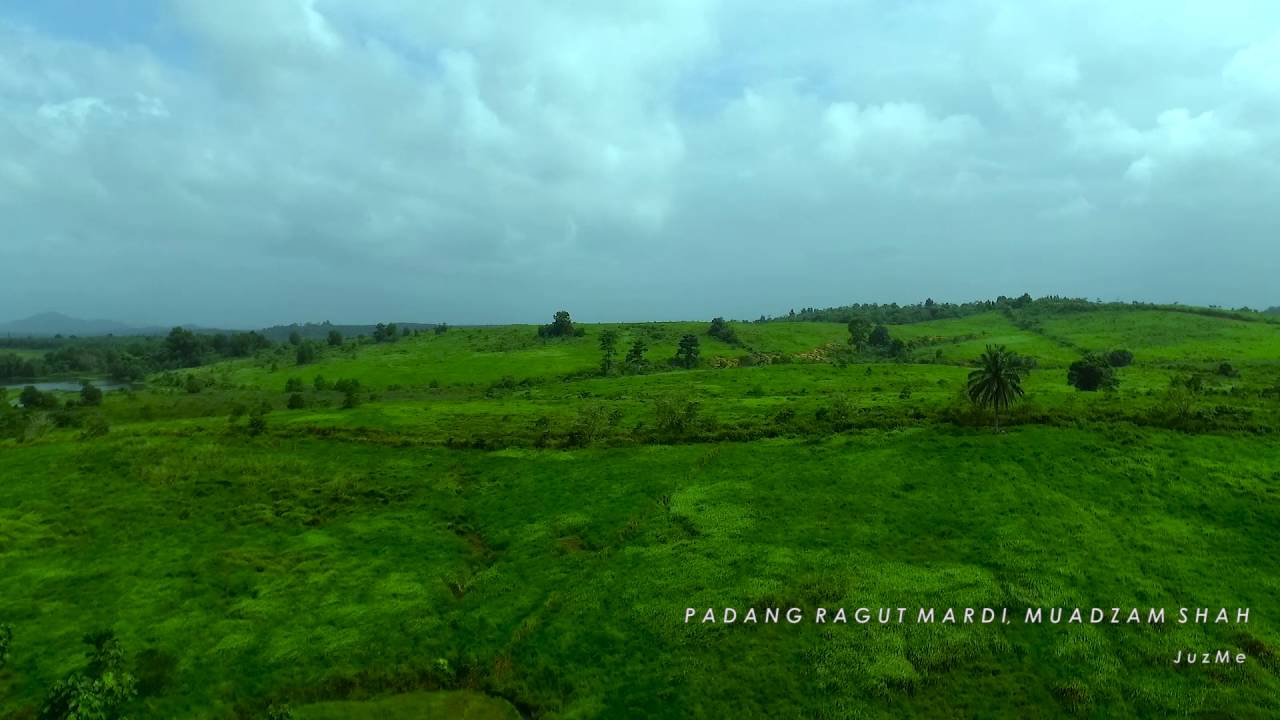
[2,309,1279,718]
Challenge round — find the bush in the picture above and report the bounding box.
[184,375,202,394]
[708,317,740,345]
[1218,362,1238,377]
[1067,353,1118,391]
[287,393,306,409]
[341,387,360,410]
[247,412,267,436]
[79,382,103,407]
[285,377,304,393]
[19,385,56,409]
[1107,349,1134,367]
[79,415,110,440]
[333,378,361,394]
[654,396,702,438]
[313,375,329,391]
[296,342,317,365]
[674,334,700,369]
[40,631,137,720]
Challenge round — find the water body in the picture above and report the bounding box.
[2,380,135,393]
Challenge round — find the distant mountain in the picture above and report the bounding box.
[257,320,445,343]
[0,312,151,337]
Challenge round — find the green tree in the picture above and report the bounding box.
[313,375,329,391]
[296,342,316,366]
[1067,352,1118,392]
[598,330,619,375]
[287,393,306,409]
[327,330,344,347]
[966,345,1028,432]
[341,386,360,409]
[287,330,302,346]
[19,385,53,409]
[538,311,577,339]
[79,382,103,407]
[847,318,871,351]
[247,408,268,436]
[624,338,648,372]
[868,324,891,347]
[164,326,202,367]
[674,334,700,369]
[707,317,739,345]
[284,377,304,393]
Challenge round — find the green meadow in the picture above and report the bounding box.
[2,306,1280,718]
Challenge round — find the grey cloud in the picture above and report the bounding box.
[1,1,1278,327]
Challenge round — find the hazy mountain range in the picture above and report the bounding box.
[0,312,166,337]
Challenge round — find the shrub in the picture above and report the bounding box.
[1218,362,1238,377]
[247,412,267,436]
[184,375,202,394]
[341,387,360,410]
[313,375,329,391]
[295,342,316,365]
[568,403,617,446]
[868,325,891,347]
[674,334,700,369]
[654,396,701,438]
[285,377,304,393]
[40,631,137,720]
[19,385,56,409]
[287,393,306,409]
[79,415,110,440]
[1067,353,1118,391]
[708,317,740,345]
[79,382,103,407]
[333,378,361,393]
[1107,349,1134,367]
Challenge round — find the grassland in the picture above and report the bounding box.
[2,308,1279,718]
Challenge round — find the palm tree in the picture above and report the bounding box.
[966,345,1028,433]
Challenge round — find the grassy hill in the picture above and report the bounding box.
[1,307,1278,718]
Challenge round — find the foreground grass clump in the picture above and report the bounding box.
[1,307,1279,717]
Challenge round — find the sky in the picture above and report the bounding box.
[1,1,1278,328]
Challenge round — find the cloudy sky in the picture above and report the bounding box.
[2,1,1278,327]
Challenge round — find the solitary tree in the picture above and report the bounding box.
[707,317,739,345]
[847,318,871,351]
[868,324,892,348]
[79,381,103,407]
[296,342,316,366]
[1067,352,1117,391]
[624,338,648,372]
[966,345,1028,432]
[538,311,577,339]
[327,330,344,347]
[598,329,619,375]
[675,334,700,369]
